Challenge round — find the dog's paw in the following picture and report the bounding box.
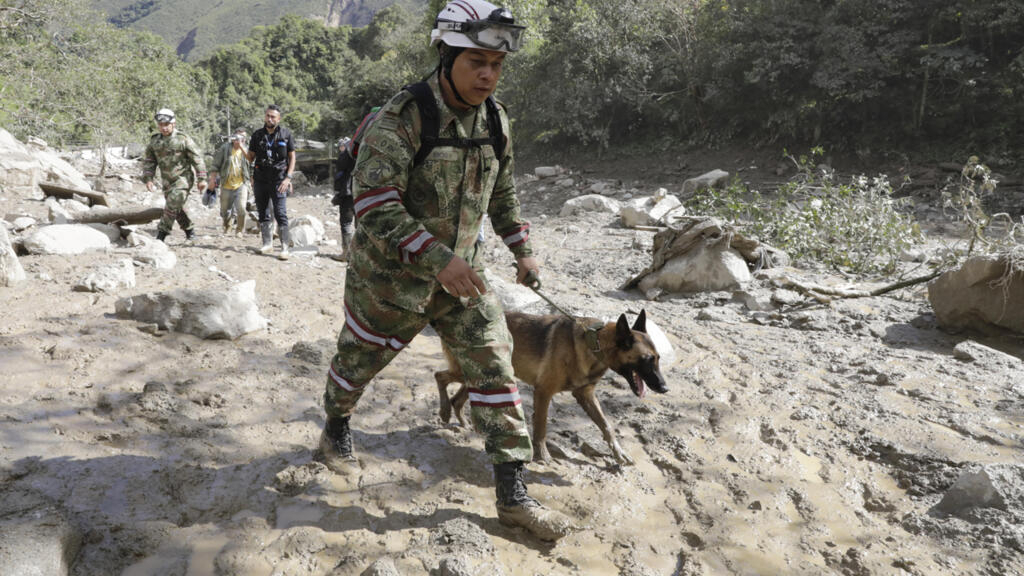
[611,441,634,466]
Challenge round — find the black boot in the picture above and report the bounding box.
[156,230,167,242]
[494,461,575,541]
[318,416,357,473]
[184,228,195,241]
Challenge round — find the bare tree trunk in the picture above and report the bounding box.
[38,182,109,207]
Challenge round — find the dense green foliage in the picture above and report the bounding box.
[2,0,1022,157]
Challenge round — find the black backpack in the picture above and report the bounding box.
[403,81,506,166]
[333,81,506,204]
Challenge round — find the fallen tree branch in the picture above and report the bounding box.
[38,182,109,207]
[71,206,163,225]
[780,269,945,301]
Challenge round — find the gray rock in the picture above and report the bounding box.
[114,279,268,340]
[22,224,111,255]
[733,289,776,312]
[637,237,750,294]
[931,464,1024,517]
[952,339,1022,367]
[130,237,177,270]
[11,216,36,231]
[0,506,82,576]
[560,194,621,216]
[439,556,474,576]
[620,195,682,228]
[534,166,562,178]
[682,169,729,196]
[483,268,541,311]
[74,258,136,292]
[360,557,400,576]
[0,226,26,287]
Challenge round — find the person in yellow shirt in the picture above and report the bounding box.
[209,128,252,235]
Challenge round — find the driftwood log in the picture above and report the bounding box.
[38,182,109,207]
[71,206,163,226]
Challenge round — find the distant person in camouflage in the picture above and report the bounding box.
[317,0,574,542]
[142,108,208,242]
[209,127,251,235]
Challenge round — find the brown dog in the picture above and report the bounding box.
[435,309,668,465]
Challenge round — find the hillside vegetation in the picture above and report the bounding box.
[91,0,413,60]
[2,0,1022,165]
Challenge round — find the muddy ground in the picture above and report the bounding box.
[2,147,1024,576]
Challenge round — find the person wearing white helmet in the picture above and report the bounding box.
[317,0,574,542]
[142,108,208,242]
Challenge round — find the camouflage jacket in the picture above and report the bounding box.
[348,76,532,313]
[142,130,208,191]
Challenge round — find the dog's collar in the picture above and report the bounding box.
[584,322,603,355]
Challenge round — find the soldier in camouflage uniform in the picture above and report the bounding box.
[142,108,208,242]
[317,0,574,542]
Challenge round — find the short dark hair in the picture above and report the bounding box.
[266,104,282,113]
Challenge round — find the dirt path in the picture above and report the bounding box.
[2,160,1023,575]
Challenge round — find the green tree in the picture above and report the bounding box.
[0,0,212,152]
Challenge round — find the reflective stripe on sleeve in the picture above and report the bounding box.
[344,303,409,351]
[468,386,522,408]
[399,230,437,264]
[328,364,362,392]
[501,224,529,248]
[354,187,402,218]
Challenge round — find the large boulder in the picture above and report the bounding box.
[624,217,775,296]
[636,236,750,295]
[114,280,268,339]
[22,224,111,255]
[0,226,26,287]
[928,254,1024,335]
[0,129,92,196]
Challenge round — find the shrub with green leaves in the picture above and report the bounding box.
[685,149,922,275]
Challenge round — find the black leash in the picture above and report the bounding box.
[515,266,603,354]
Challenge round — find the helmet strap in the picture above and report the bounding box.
[438,44,472,108]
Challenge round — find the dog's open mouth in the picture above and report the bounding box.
[630,370,646,398]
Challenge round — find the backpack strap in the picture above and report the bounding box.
[403,82,506,167]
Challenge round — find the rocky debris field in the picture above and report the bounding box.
[1,139,1024,576]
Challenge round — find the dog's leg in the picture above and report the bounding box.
[572,386,633,465]
[451,384,469,427]
[531,387,555,462]
[434,370,456,424]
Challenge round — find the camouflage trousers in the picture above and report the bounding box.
[324,279,533,464]
[158,187,193,234]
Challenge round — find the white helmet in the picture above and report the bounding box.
[430,0,525,53]
[154,108,175,123]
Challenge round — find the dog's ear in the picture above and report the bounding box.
[632,309,647,333]
[615,314,635,349]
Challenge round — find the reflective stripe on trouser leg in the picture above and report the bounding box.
[324,289,422,420]
[158,187,189,233]
[430,290,533,464]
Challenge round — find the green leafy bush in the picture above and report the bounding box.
[686,149,922,275]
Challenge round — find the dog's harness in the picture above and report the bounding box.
[518,267,603,355]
